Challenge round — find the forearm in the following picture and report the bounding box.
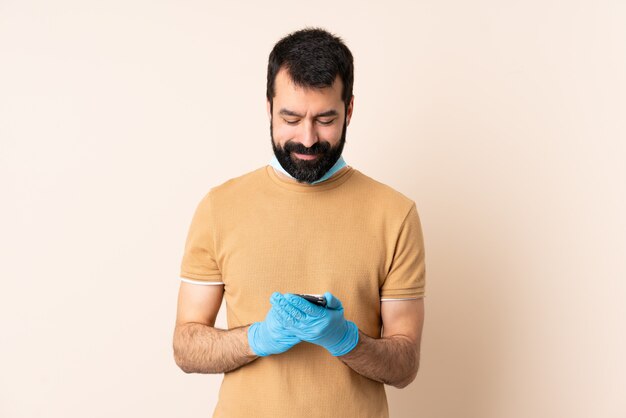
[173,322,258,374]
[339,329,419,388]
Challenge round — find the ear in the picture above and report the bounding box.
[346,95,354,126]
[266,99,272,121]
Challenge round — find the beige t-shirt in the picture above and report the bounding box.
[179,164,426,418]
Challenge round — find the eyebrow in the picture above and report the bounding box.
[278,108,339,118]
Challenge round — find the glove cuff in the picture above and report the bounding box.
[247,322,269,357]
[328,320,359,356]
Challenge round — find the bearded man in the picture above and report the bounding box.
[173,27,427,418]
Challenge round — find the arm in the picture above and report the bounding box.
[338,298,425,388]
[172,281,258,374]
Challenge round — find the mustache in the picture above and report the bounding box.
[283,141,331,155]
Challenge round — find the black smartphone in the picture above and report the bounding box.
[296,294,327,307]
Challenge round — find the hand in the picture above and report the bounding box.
[272,292,359,356]
[247,292,301,356]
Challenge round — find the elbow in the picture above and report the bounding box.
[391,359,420,389]
[179,364,195,374]
[172,327,196,374]
[173,346,193,374]
[174,349,206,374]
[392,372,416,389]
[174,357,193,374]
[176,362,191,374]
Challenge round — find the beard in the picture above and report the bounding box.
[270,116,347,184]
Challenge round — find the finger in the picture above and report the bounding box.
[275,301,305,323]
[272,293,298,311]
[323,292,343,310]
[271,307,307,341]
[284,293,325,316]
[273,293,311,319]
[272,293,304,317]
[272,305,298,327]
[270,292,284,306]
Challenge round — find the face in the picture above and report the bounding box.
[268,68,354,183]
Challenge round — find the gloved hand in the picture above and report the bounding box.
[273,292,359,356]
[247,292,301,356]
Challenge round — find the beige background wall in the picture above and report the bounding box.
[1,1,624,417]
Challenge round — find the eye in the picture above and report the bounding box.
[317,119,335,125]
[283,119,299,125]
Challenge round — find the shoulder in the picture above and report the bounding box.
[349,168,416,215]
[189,166,267,214]
[203,166,267,200]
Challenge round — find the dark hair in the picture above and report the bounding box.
[266,27,354,114]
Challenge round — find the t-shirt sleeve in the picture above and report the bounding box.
[380,202,426,300]
[179,191,224,285]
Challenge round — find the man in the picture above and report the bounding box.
[173,27,426,418]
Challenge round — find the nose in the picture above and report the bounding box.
[298,119,318,148]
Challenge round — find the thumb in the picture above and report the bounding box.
[324,292,343,310]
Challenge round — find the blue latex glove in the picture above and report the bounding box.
[247,292,301,356]
[273,292,359,356]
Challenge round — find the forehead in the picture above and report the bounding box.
[273,68,344,109]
